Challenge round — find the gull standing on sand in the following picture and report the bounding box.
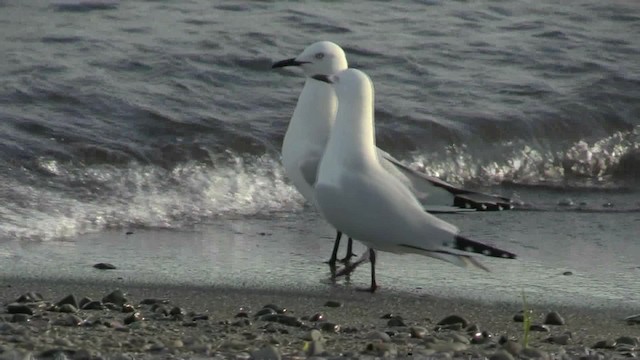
[312,69,516,292]
[272,41,513,267]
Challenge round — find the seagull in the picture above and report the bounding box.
[312,69,517,292]
[272,41,513,268]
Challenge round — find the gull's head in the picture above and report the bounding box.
[272,41,348,77]
[312,68,372,99]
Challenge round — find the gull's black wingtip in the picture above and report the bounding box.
[454,234,517,259]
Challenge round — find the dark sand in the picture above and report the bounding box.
[1,276,638,359]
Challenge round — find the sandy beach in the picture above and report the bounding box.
[1,274,639,359]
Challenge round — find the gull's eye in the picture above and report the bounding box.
[314,52,324,60]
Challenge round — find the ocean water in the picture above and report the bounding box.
[0,0,639,305]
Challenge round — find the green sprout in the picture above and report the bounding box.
[521,289,532,348]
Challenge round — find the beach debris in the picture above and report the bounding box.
[544,311,566,325]
[93,263,116,270]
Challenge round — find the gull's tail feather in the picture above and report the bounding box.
[454,234,517,259]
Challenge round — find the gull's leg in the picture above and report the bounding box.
[326,231,342,265]
[335,248,370,277]
[368,248,378,292]
[340,237,356,263]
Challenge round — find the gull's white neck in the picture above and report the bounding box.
[282,78,336,153]
[320,78,377,180]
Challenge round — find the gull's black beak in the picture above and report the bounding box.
[272,58,307,69]
[312,74,332,84]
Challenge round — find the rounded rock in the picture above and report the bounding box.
[309,313,325,322]
[529,324,550,332]
[318,322,340,333]
[593,339,616,349]
[7,303,34,315]
[437,314,469,327]
[615,336,638,347]
[409,326,427,339]
[102,290,127,307]
[263,304,287,314]
[255,308,276,317]
[543,311,565,325]
[94,263,117,270]
[124,312,143,325]
[387,317,406,327]
[368,331,392,342]
[324,300,342,308]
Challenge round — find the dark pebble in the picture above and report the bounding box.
[593,339,616,349]
[318,322,340,333]
[124,312,143,325]
[93,263,116,270]
[255,308,276,317]
[381,313,397,319]
[78,297,92,309]
[55,294,78,309]
[471,331,493,344]
[102,290,127,306]
[529,324,550,332]
[16,292,43,303]
[615,336,638,346]
[324,300,342,308]
[512,311,524,323]
[10,314,30,323]
[437,314,469,327]
[544,311,565,325]
[562,271,573,276]
[82,301,104,310]
[309,313,324,322]
[169,307,185,316]
[235,311,249,318]
[58,304,77,314]
[140,298,168,305]
[277,315,302,327]
[103,303,120,311]
[387,317,406,327]
[409,326,427,338]
[7,304,34,315]
[125,231,134,235]
[263,304,287,314]
[625,314,640,325]
[122,304,136,313]
[192,314,209,321]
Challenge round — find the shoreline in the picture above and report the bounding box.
[1,276,638,359]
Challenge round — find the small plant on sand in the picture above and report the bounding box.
[521,289,532,348]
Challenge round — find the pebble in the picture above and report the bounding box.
[558,198,574,206]
[625,314,640,325]
[318,322,340,333]
[52,314,83,327]
[93,263,117,270]
[235,311,249,318]
[82,301,104,310]
[309,313,324,322]
[10,314,30,323]
[513,311,525,322]
[122,304,136,313]
[529,324,550,332]
[615,336,638,346]
[169,307,185,316]
[363,342,397,357]
[562,271,574,276]
[409,326,427,338]
[16,292,43,303]
[55,294,78,309]
[546,333,571,345]
[593,339,616,349]
[255,308,276,317]
[102,290,127,306]
[502,340,523,356]
[437,314,469,328]
[324,300,342,308]
[520,347,550,359]
[250,345,281,360]
[7,304,34,315]
[424,340,469,352]
[58,304,77,314]
[544,311,565,325]
[387,317,406,327]
[124,312,143,325]
[305,340,325,356]
[140,298,168,305]
[368,331,392,342]
[78,297,92,309]
[263,304,287,314]
[490,350,515,360]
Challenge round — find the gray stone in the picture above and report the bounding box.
[53,314,82,326]
[409,326,427,339]
[367,331,391,342]
[58,304,77,314]
[593,339,616,349]
[502,340,523,356]
[124,312,142,325]
[544,311,565,325]
[309,313,324,322]
[615,336,639,347]
[546,333,571,345]
[625,314,640,325]
[93,263,116,270]
[318,322,340,333]
[16,292,43,303]
[255,308,276,317]
[55,294,78,309]
[169,307,185,316]
[323,300,342,308]
[521,348,550,359]
[263,304,287,314]
[10,314,29,323]
[306,340,325,356]
[82,301,104,310]
[250,345,281,360]
[363,342,397,357]
[102,290,127,306]
[6,304,34,315]
[387,317,406,327]
[490,350,515,360]
[513,312,524,322]
[78,297,92,309]
[437,314,469,327]
[140,298,168,305]
[529,324,550,332]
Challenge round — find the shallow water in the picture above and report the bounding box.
[2,190,638,309]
